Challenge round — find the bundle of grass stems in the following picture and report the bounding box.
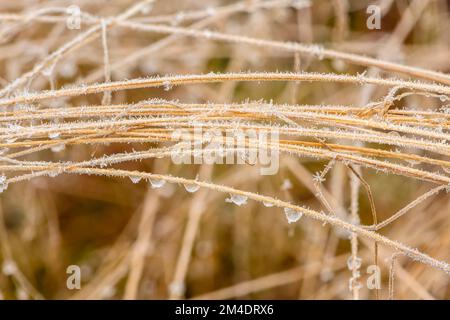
[0,0,449,300]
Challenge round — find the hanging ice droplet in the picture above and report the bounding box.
[284,207,302,223]
[263,201,274,207]
[348,277,363,291]
[347,256,362,270]
[388,131,401,138]
[51,143,65,153]
[439,95,448,102]
[130,176,142,184]
[184,183,200,193]
[149,179,166,189]
[0,175,8,193]
[48,132,60,139]
[163,80,173,91]
[225,194,248,206]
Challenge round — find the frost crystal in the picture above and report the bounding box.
[163,81,173,91]
[130,176,142,184]
[312,172,325,183]
[0,175,8,193]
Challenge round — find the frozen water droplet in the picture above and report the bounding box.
[225,194,248,206]
[149,179,166,189]
[347,256,362,270]
[130,176,142,184]
[263,201,274,207]
[48,132,60,139]
[388,131,401,137]
[284,207,302,223]
[184,183,200,193]
[51,143,65,153]
[348,277,363,291]
[334,226,351,239]
[163,80,173,91]
[439,95,448,102]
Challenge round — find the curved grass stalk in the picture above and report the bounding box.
[364,185,448,231]
[1,72,448,108]
[2,131,449,186]
[4,167,449,275]
[118,21,450,85]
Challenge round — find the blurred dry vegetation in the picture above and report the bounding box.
[0,0,449,300]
